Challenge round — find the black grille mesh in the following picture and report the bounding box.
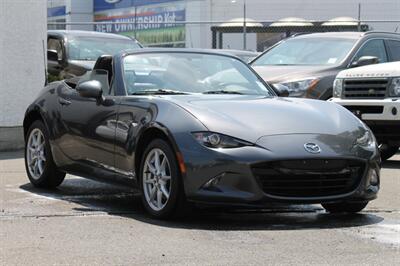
[252,159,365,198]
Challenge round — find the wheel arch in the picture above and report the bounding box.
[134,123,183,179]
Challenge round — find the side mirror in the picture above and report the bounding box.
[273,83,290,97]
[77,80,103,99]
[351,56,379,68]
[47,49,60,62]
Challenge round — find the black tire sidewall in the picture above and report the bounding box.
[379,144,399,161]
[139,139,182,218]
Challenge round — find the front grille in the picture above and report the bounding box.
[344,105,384,114]
[252,159,365,198]
[343,78,389,99]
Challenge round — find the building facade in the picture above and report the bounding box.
[0,0,47,150]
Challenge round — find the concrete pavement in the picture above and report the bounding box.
[1,151,399,265]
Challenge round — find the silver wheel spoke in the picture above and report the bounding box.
[149,186,157,201]
[146,161,156,175]
[161,175,171,182]
[154,150,160,173]
[160,185,169,198]
[157,190,163,208]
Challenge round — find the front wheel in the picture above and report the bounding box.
[24,120,65,188]
[379,144,399,161]
[322,202,368,214]
[139,139,186,219]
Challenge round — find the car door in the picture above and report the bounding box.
[57,68,119,177]
[352,39,388,64]
[385,39,400,62]
[47,35,65,77]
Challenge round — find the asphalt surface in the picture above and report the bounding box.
[1,150,399,265]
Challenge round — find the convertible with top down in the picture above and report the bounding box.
[24,49,380,218]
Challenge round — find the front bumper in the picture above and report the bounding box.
[330,98,400,121]
[330,98,400,144]
[175,132,380,207]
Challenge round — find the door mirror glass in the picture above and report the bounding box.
[77,80,103,99]
[351,56,379,68]
[47,49,59,61]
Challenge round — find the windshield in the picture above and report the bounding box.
[123,53,274,96]
[252,37,357,66]
[68,37,140,61]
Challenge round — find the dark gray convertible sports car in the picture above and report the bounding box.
[24,49,380,218]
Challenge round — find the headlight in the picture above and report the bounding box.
[389,77,400,97]
[333,79,343,98]
[356,130,376,148]
[274,78,318,97]
[192,132,252,148]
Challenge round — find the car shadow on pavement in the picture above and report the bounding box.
[19,177,384,231]
[382,158,400,170]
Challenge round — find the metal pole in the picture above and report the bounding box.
[243,0,247,50]
[134,0,138,39]
[357,3,361,32]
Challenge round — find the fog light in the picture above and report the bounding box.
[203,173,224,189]
[369,169,379,186]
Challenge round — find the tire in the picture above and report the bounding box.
[24,120,65,188]
[322,201,368,214]
[379,144,399,161]
[139,139,186,219]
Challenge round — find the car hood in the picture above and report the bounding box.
[337,61,400,79]
[252,65,335,83]
[68,60,96,70]
[167,95,365,143]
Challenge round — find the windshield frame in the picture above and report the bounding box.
[120,50,277,97]
[66,36,141,61]
[251,36,359,67]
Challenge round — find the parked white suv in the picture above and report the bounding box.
[331,61,400,160]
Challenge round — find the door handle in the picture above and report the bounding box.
[58,97,71,106]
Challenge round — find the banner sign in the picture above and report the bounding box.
[95,9,185,33]
[94,3,186,46]
[94,0,182,12]
[47,6,66,17]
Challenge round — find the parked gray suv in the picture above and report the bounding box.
[47,30,141,81]
[251,31,400,99]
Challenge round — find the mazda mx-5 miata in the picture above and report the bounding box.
[24,49,380,218]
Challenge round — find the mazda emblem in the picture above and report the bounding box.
[304,143,321,154]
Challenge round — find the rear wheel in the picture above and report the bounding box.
[25,120,65,188]
[322,201,368,214]
[139,139,186,219]
[379,144,399,161]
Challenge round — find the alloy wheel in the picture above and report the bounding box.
[26,128,46,180]
[142,148,172,211]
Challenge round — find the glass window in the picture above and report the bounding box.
[354,39,388,63]
[48,38,63,60]
[252,37,357,66]
[68,37,140,61]
[123,53,274,96]
[387,40,400,61]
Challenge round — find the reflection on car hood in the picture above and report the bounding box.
[167,95,364,143]
[68,60,96,70]
[252,65,334,83]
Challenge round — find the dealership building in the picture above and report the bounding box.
[47,0,400,51]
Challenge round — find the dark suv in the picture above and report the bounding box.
[251,31,400,99]
[47,30,142,80]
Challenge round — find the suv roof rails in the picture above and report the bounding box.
[364,31,400,36]
[290,32,313,38]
